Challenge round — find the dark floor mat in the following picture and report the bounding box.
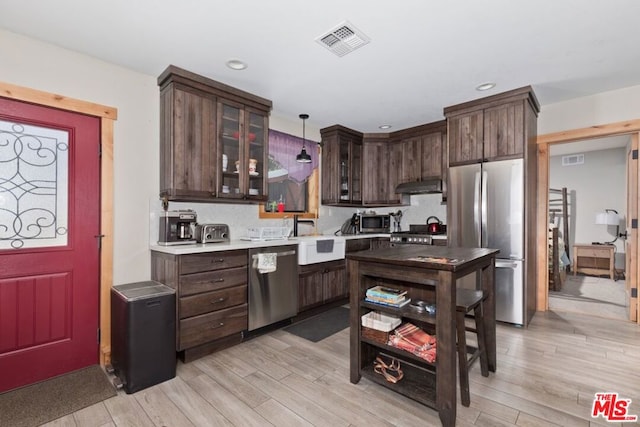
[284,306,350,342]
[0,365,117,427]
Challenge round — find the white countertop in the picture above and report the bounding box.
[150,233,391,255]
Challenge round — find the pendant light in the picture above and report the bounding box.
[296,113,312,163]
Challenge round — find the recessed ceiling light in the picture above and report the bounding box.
[476,82,496,91]
[226,59,247,70]
[379,124,392,130]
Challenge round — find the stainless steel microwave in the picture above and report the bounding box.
[358,213,391,234]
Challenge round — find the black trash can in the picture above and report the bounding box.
[111,280,176,394]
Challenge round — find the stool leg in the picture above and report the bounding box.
[474,303,489,377]
[456,310,470,407]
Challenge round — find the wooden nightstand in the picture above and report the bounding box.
[572,244,615,280]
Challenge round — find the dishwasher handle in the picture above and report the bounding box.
[250,249,296,260]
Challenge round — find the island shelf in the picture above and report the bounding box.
[347,245,498,427]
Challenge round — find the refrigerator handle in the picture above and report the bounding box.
[495,260,518,269]
[474,170,481,247]
[481,170,488,247]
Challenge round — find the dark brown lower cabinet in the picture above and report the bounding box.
[151,250,248,362]
[298,260,347,312]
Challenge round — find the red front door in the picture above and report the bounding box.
[0,97,100,392]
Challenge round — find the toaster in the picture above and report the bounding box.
[195,224,230,244]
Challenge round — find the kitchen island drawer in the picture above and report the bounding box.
[180,250,247,274]
[180,266,247,296]
[180,285,247,319]
[178,304,248,350]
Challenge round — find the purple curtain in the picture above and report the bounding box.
[268,129,319,183]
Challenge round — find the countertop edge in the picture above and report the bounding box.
[150,234,390,255]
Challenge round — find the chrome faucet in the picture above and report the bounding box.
[293,214,315,237]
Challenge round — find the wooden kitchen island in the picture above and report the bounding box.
[347,245,499,427]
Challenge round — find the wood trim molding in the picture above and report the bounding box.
[537,119,640,145]
[0,81,117,120]
[536,118,640,316]
[0,81,117,365]
[100,118,114,364]
[536,143,550,313]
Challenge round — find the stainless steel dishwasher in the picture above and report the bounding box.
[248,244,298,330]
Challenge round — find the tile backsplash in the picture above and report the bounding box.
[149,194,446,245]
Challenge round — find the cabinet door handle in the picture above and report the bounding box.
[211,322,225,329]
[212,258,225,263]
[214,278,225,283]
[210,297,226,304]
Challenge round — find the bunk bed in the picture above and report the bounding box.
[549,187,570,291]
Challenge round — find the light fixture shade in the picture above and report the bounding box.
[595,211,619,225]
[296,147,312,163]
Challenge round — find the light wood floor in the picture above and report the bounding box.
[42,310,640,427]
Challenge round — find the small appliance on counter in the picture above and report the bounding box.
[339,213,359,235]
[426,216,444,234]
[195,224,230,244]
[358,212,391,234]
[158,209,197,245]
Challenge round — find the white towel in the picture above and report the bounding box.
[257,253,277,274]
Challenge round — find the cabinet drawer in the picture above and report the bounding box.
[180,250,247,274]
[578,248,611,258]
[180,285,247,319]
[180,266,247,296]
[179,304,247,350]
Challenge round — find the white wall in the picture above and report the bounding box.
[539,85,640,272]
[550,148,626,268]
[0,29,158,285]
[539,85,640,134]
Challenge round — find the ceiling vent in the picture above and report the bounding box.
[316,21,370,57]
[562,154,585,166]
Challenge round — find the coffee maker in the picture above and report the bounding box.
[158,210,197,245]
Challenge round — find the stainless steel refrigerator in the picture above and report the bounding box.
[448,159,525,325]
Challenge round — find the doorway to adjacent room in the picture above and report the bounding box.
[537,120,640,324]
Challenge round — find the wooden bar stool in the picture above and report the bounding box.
[456,288,489,407]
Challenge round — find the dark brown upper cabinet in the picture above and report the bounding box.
[158,65,272,203]
[320,125,363,206]
[396,120,447,183]
[321,121,446,207]
[362,134,404,206]
[444,86,540,167]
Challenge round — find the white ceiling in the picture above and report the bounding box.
[2,0,640,133]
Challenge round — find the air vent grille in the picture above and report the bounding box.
[561,154,584,166]
[316,21,370,57]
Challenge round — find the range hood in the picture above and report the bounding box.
[395,179,443,194]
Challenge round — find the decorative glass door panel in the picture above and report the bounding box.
[0,120,68,250]
[247,110,266,199]
[350,141,362,203]
[339,142,349,201]
[219,102,242,198]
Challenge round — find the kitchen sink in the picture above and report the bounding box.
[297,236,346,265]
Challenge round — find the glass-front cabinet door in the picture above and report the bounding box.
[218,101,243,199]
[217,101,268,200]
[246,109,267,201]
[349,140,362,203]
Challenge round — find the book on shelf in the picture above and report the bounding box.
[364,297,411,308]
[366,285,407,301]
[365,294,407,305]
